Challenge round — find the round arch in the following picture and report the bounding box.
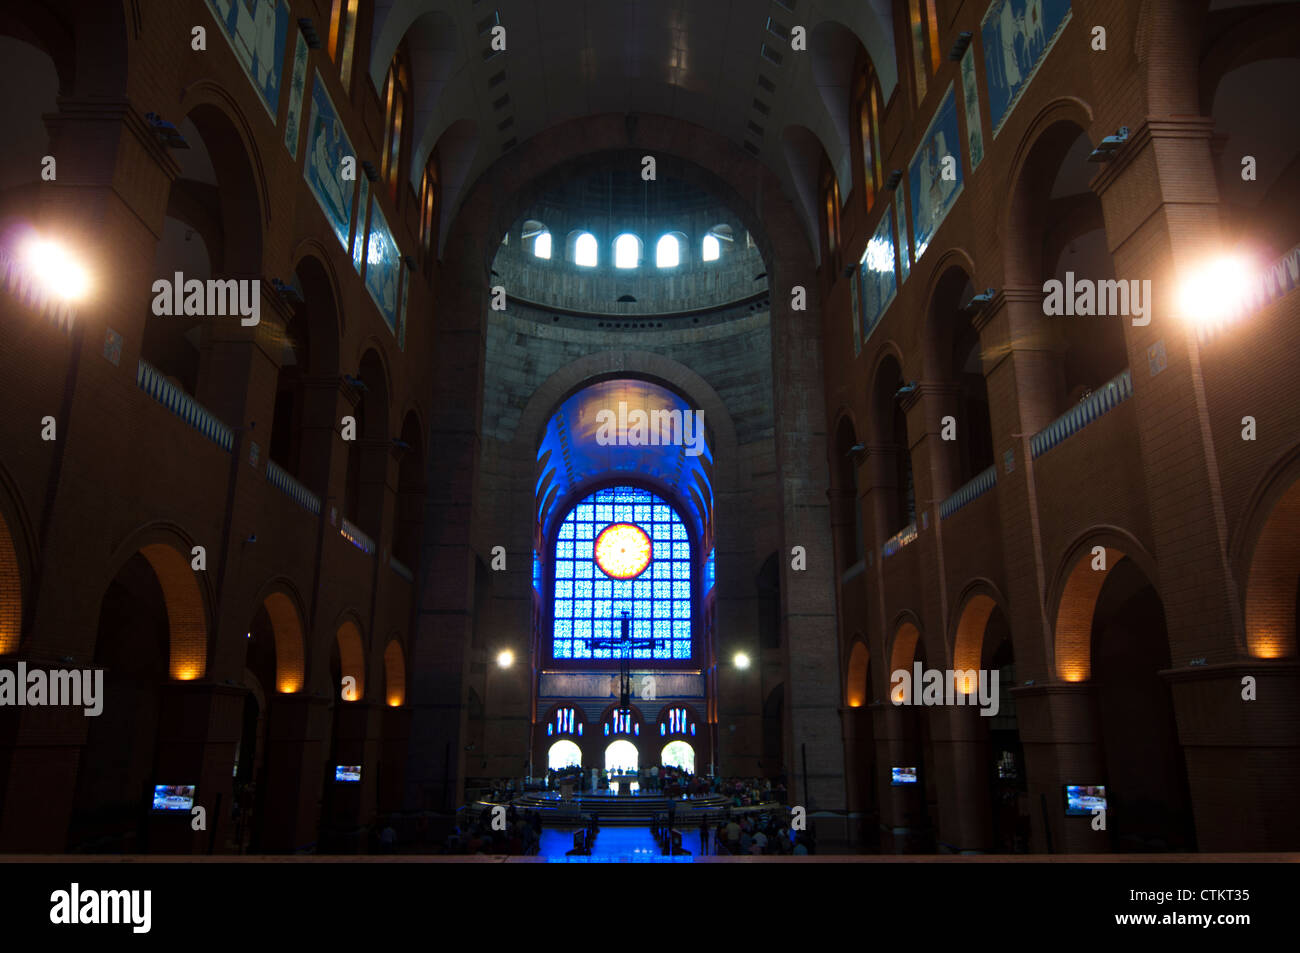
[335,618,366,702]
[604,738,639,774]
[845,639,869,707]
[1236,450,1300,659]
[661,739,695,773]
[251,582,307,694]
[383,639,406,706]
[548,739,583,770]
[1048,528,1160,682]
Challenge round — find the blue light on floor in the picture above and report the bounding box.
[539,827,695,862]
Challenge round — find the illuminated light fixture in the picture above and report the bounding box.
[496,649,514,668]
[961,288,997,313]
[885,169,903,191]
[144,112,189,149]
[894,381,918,398]
[343,373,368,391]
[297,17,322,49]
[846,443,865,456]
[948,31,973,61]
[1177,253,1253,332]
[1087,126,1129,163]
[594,523,653,580]
[20,237,91,302]
[271,277,302,303]
[733,652,751,670]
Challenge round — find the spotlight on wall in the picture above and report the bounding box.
[20,236,91,301]
[885,169,903,191]
[1087,126,1130,162]
[271,277,303,303]
[497,649,515,669]
[894,381,918,398]
[846,443,866,456]
[947,31,973,61]
[362,160,380,182]
[145,112,190,149]
[733,652,751,670]
[1177,253,1252,330]
[297,17,322,49]
[343,373,368,392]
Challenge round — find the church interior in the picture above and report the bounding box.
[0,0,1297,863]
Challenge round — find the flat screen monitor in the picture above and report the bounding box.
[335,765,362,783]
[152,784,196,812]
[891,766,918,786]
[1065,784,1107,816]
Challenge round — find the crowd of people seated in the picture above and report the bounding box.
[441,803,544,855]
[708,810,812,856]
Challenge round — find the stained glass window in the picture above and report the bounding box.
[551,485,692,660]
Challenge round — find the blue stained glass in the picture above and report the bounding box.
[551,485,692,660]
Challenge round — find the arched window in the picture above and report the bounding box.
[548,739,582,770]
[702,234,720,262]
[551,486,691,661]
[908,0,941,102]
[418,152,440,269]
[856,66,884,211]
[381,54,409,201]
[822,173,841,261]
[329,0,360,90]
[523,220,551,259]
[655,234,680,268]
[573,231,598,267]
[614,233,641,269]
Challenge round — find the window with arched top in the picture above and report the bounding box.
[655,233,681,268]
[702,234,720,262]
[573,231,598,267]
[329,0,360,91]
[418,152,440,269]
[908,0,941,103]
[381,53,409,200]
[822,172,841,262]
[614,233,641,269]
[523,220,552,259]
[856,64,884,211]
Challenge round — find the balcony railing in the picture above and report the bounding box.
[939,464,998,520]
[1030,368,1133,460]
[265,460,321,515]
[882,522,918,559]
[340,518,376,555]
[136,359,233,452]
[390,557,413,582]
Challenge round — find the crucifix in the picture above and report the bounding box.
[590,611,665,708]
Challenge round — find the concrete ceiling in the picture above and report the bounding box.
[369,0,897,256]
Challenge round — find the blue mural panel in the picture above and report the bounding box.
[896,192,911,284]
[365,194,401,334]
[204,0,291,121]
[352,175,370,271]
[981,0,1073,137]
[908,83,964,263]
[860,206,897,343]
[960,44,985,172]
[284,32,309,158]
[304,71,356,252]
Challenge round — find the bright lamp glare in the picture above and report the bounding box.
[496,649,514,668]
[22,238,90,301]
[1178,254,1252,329]
[733,652,751,670]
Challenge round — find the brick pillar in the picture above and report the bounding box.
[1014,684,1106,854]
[840,703,875,848]
[324,699,383,844]
[872,701,921,852]
[929,705,993,852]
[259,691,330,852]
[150,681,244,853]
[1092,114,1298,849]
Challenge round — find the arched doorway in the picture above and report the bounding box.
[661,740,694,773]
[548,740,582,770]
[605,739,638,774]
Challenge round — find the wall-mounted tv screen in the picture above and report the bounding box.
[335,765,362,783]
[891,766,918,785]
[1065,784,1107,816]
[152,784,196,812]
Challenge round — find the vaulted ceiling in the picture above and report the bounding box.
[369,0,898,256]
